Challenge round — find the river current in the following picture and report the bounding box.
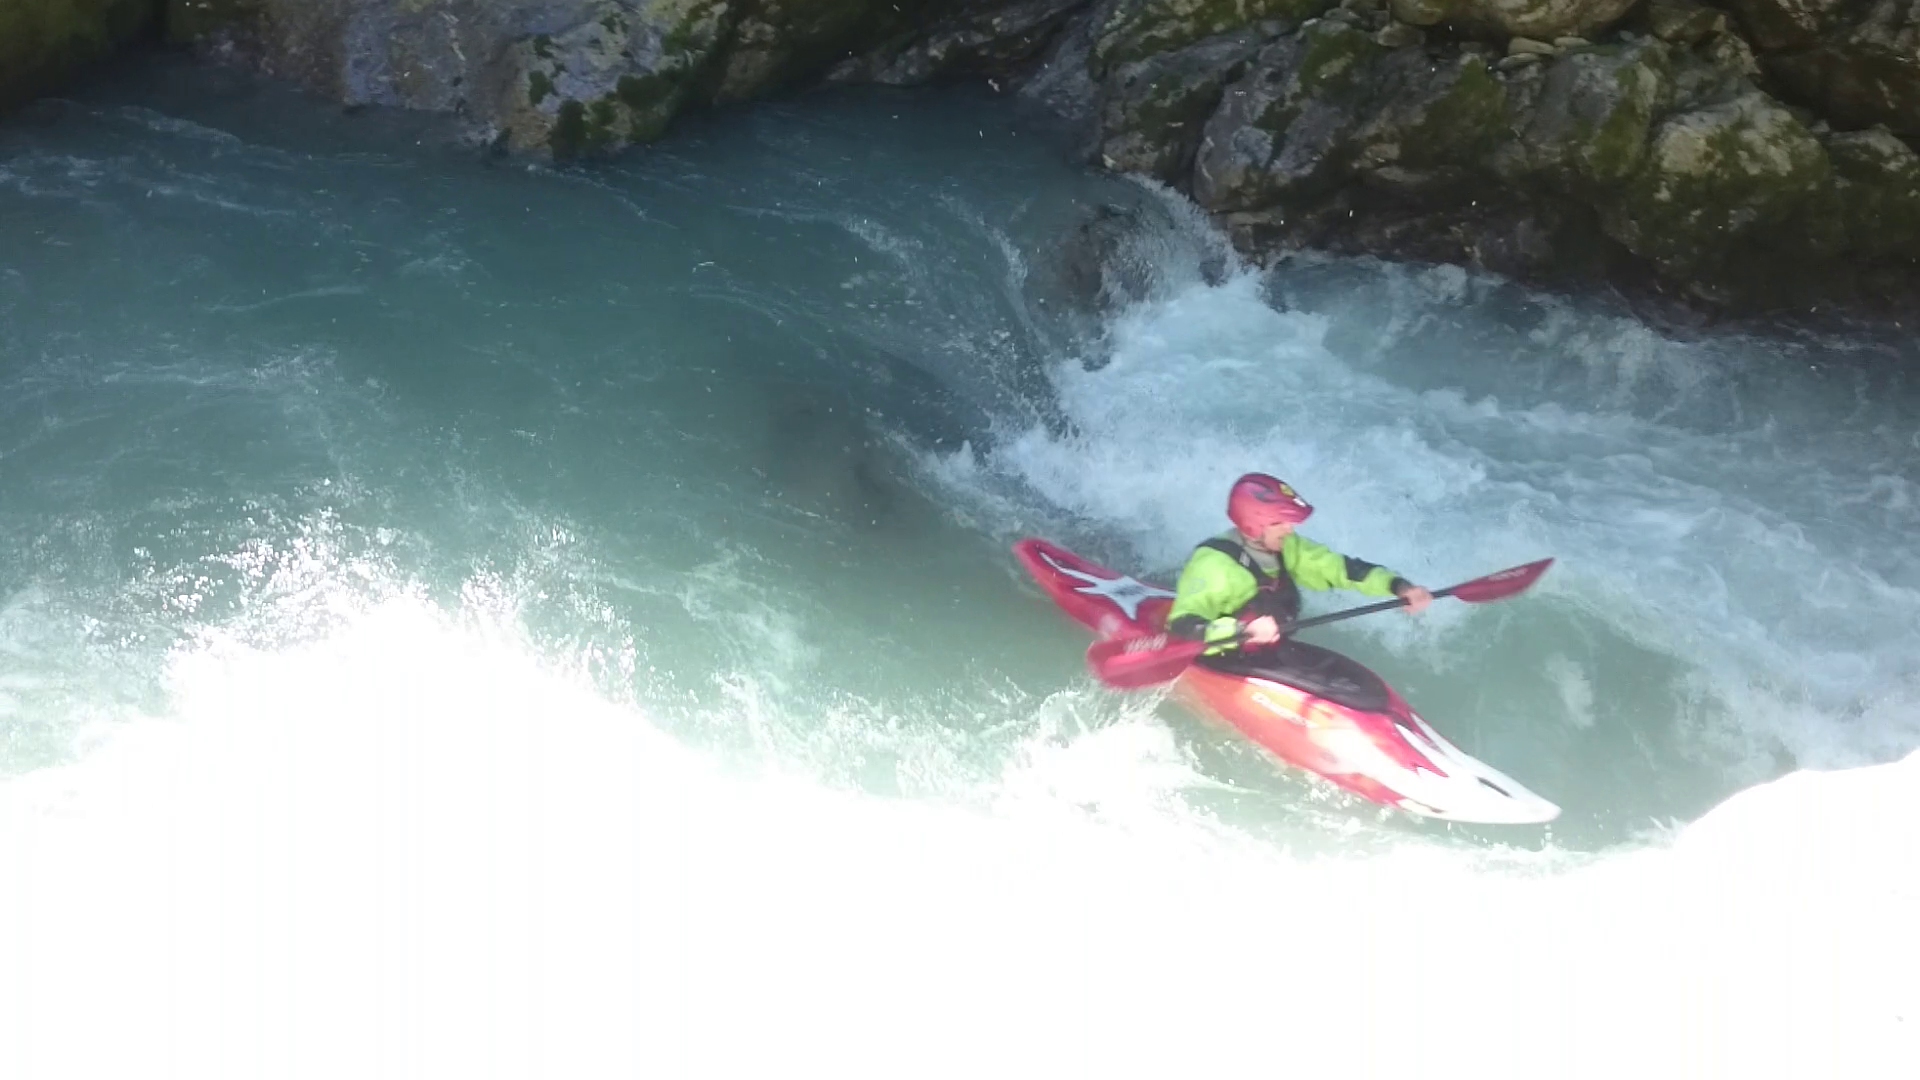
[2,58,1916,1079]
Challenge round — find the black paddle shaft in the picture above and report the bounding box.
[1279,587,1454,636]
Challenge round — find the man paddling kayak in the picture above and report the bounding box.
[1166,474,1433,664]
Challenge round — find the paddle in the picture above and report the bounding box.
[1085,558,1554,690]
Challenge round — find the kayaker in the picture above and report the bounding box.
[1165,473,1432,660]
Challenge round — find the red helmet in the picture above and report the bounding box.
[1227,473,1313,533]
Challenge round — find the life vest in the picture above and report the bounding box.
[1196,535,1303,625]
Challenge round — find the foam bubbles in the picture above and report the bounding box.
[2,591,1914,1080]
[933,264,1920,801]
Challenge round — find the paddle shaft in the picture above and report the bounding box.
[1280,591,1427,635]
[1085,558,1552,690]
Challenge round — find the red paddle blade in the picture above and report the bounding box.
[1449,558,1554,603]
[1086,633,1210,690]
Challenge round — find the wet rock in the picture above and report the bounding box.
[1038,199,1232,315]
[1749,0,1920,136]
[1382,0,1638,40]
[1015,0,1111,134]
[1715,0,1837,52]
[1496,40,1674,193]
[1387,0,1450,24]
[1821,124,1920,259]
[1091,0,1335,72]
[1193,21,1508,210]
[2,0,153,109]
[1098,27,1267,181]
[829,0,1087,86]
[1192,22,1385,210]
[506,3,739,157]
[710,0,921,104]
[1703,29,1763,77]
[1602,90,1831,282]
[1644,0,1729,45]
[1373,20,1423,46]
[162,0,928,157]
[130,0,1920,315]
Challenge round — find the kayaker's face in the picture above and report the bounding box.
[1252,521,1294,551]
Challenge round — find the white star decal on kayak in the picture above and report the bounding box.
[1037,551,1174,621]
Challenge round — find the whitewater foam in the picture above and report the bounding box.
[2,588,1913,1080]
[932,268,1920,797]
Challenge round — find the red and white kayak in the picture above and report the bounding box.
[1014,538,1560,825]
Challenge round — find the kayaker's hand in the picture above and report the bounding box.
[1242,616,1282,646]
[1396,584,1433,614]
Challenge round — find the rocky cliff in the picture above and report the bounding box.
[1077,0,1920,312]
[9,0,1918,315]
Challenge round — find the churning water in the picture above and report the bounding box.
[2,58,1915,1079]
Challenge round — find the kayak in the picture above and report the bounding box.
[1014,538,1560,825]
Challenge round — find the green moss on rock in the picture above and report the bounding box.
[1605,92,1831,274]
[1501,43,1673,196]
[528,69,555,106]
[1,0,154,109]
[1393,55,1509,168]
[616,72,674,113]
[715,0,921,102]
[1100,30,1265,181]
[1294,18,1376,96]
[550,99,604,160]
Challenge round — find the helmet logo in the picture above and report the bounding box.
[1250,480,1303,505]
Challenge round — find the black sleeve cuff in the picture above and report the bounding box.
[1167,615,1211,641]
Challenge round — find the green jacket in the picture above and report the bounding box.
[1166,531,1407,653]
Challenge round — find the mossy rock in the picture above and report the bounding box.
[1500,42,1675,194]
[1641,0,1728,46]
[1823,126,1920,260]
[1193,20,1511,208]
[501,0,739,158]
[1387,0,1638,38]
[712,0,925,102]
[1604,91,1831,275]
[1100,29,1267,182]
[1357,48,1510,176]
[1,0,154,109]
[1092,0,1336,72]
[1193,21,1385,209]
[1766,41,1920,138]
